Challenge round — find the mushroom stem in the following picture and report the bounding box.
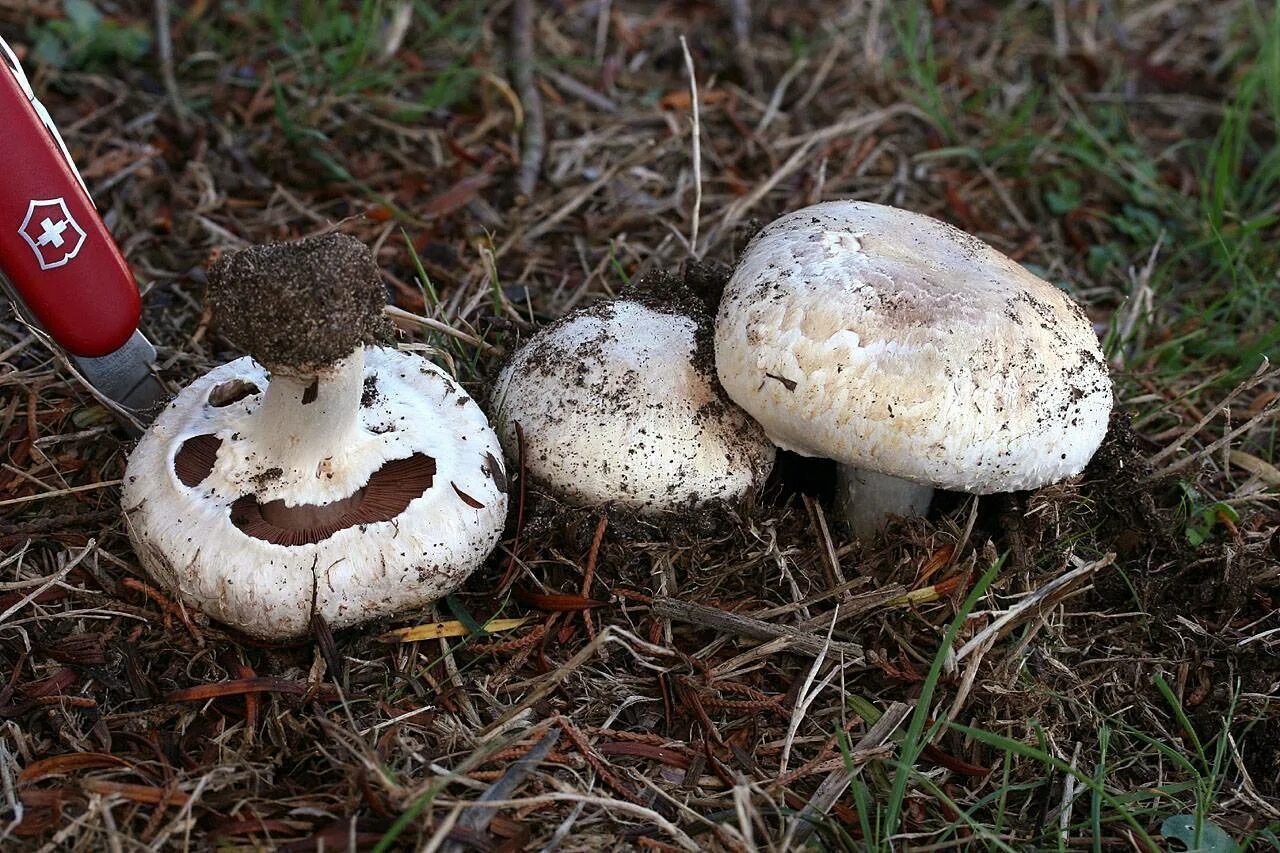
[244,349,366,482]
[837,466,934,540]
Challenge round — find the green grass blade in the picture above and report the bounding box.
[882,554,1006,838]
[952,722,1157,849]
[1153,672,1208,773]
[401,228,441,308]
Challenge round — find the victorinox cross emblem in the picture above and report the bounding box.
[19,197,87,270]
[1,33,161,418]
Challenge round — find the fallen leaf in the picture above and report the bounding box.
[165,677,334,703]
[80,779,190,806]
[1160,815,1237,853]
[422,173,493,219]
[452,482,485,508]
[659,89,728,111]
[378,616,528,644]
[514,588,610,611]
[18,753,133,786]
[921,744,989,777]
[1229,449,1280,486]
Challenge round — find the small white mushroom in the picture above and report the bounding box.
[122,234,507,639]
[491,298,775,512]
[715,200,1113,539]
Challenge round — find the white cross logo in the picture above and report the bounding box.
[37,217,69,248]
[18,198,87,271]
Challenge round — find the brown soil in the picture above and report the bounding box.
[1,2,1277,849]
[208,233,393,372]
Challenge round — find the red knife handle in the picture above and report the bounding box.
[0,61,139,357]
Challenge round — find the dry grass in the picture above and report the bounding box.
[1,1,1278,850]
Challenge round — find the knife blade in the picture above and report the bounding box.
[0,36,164,421]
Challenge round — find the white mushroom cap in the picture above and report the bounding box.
[491,298,775,512]
[715,200,1113,495]
[123,345,507,640]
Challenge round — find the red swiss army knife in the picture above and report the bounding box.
[1,35,163,420]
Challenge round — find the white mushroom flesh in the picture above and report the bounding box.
[715,200,1113,530]
[492,299,775,512]
[837,467,935,540]
[122,346,507,639]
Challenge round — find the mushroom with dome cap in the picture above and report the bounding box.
[122,233,508,639]
[714,200,1113,539]
[492,296,775,512]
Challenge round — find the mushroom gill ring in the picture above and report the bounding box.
[172,435,436,546]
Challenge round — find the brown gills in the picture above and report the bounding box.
[174,435,223,486]
[173,438,437,547]
[228,453,437,546]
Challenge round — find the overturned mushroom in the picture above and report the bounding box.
[715,201,1113,539]
[122,233,507,638]
[491,297,775,512]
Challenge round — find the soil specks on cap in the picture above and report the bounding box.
[493,281,774,512]
[251,466,284,488]
[361,375,380,408]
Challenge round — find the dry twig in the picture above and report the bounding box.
[651,596,865,660]
[512,0,545,201]
[783,701,912,847]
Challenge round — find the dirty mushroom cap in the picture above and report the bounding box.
[492,298,775,512]
[715,201,1112,524]
[123,235,507,639]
